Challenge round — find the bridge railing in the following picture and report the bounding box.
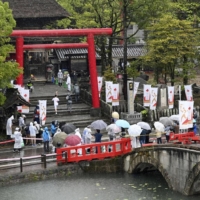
[56,138,131,165]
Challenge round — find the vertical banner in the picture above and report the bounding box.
[168,86,174,109]
[112,84,119,106]
[97,77,103,97]
[19,89,30,113]
[143,84,151,107]
[133,82,139,101]
[179,101,194,129]
[39,100,47,126]
[184,85,193,101]
[150,87,158,110]
[105,81,113,103]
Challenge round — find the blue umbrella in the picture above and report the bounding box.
[115,119,130,128]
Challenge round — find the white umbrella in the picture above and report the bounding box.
[170,115,179,122]
[128,124,142,137]
[90,120,107,130]
[154,121,165,132]
[106,123,121,134]
[137,122,151,130]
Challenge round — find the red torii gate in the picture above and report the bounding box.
[11,28,112,109]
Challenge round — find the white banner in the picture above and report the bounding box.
[184,85,193,101]
[97,77,103,97]
[150,87,158,110]
[105,81,113,103]
[112,84,119,106]
[21,89,30,113]
[143,84,151,107]
[39,100,47,126]
[179,101,194,129]
[168,86,174,109]
[133,82,139,101]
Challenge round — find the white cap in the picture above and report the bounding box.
[22,115,26,118]
[15,127,19,131]
[34,121,37,125]
[59,69,61,72]
[30,122,33,126]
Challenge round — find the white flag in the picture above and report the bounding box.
[184,85,193,101]
[39,100,47,126]
[168,86,174,109]
[97,77,103,97]
[133,82,139,101]
[143,84,151,107]
[179,100,194,129]
[112,84,119,106]
[105,81,113,103]
[150,87,158,110]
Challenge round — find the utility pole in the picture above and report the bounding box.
[122,0,128,101]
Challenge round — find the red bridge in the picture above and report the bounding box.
[56,138,132,165]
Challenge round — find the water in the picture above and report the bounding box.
[0,171,199,200]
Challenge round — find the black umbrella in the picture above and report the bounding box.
[61,123,76,134]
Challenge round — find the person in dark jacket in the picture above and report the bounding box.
[139,129,148,146]
[42,127,50,153]
[94,129,102,153]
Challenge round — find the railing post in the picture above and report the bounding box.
[41,154,47,169]
[64,151,68,163]
[20,158,23,172]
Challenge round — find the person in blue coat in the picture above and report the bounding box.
[42,127,50,153]
[51,121,57,137]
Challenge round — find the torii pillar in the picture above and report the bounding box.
[12,28,112,114]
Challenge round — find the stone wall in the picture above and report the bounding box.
[0,158,123,187]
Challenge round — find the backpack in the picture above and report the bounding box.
[25,126,30,135]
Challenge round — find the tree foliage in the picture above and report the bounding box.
[0,2,21,105]
[135,13,199,85]
[56,0,169,71]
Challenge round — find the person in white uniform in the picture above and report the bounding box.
[6,115,14,139]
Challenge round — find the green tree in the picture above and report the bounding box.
[136,13,199,85]
[56,0,170,73]
[0,1,21,105]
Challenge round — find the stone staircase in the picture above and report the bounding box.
[25,82,110,132]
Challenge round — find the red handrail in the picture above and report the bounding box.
[56,138,132,165]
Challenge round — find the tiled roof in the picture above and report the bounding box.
[55,44,146,60]
[2,0,69,19]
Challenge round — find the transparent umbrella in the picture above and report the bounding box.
[128,124,142,137]
[170,115,179,122]
[137,122,151,130]
[106,123,121,134]
[159,117,175,127]
[154,121,165,132]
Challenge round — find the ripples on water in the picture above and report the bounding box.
[0,171,199,200]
